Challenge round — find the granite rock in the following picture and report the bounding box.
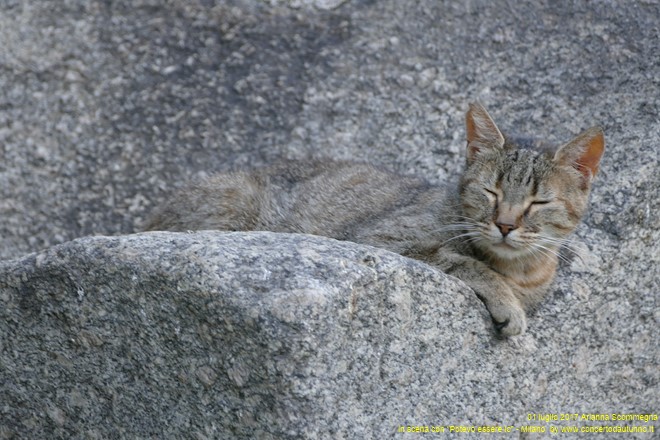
[1,231,487,438]
[1,231,657,438]
[0,0,658,438]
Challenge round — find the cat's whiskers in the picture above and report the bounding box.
[464,236,485,247]
[445,214,480,222]
[433,223,478,230]
[430,219,481,234]
[526,243,552,262]
[437,231,482,247]
[441,221,482,231]
[536,235,585,265]
[530,242,572,266]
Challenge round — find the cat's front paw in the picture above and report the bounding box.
[486,301,527,336]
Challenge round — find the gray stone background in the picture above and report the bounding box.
[1,0,658,438]
[1,1,659,257]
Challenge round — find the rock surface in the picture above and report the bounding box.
[1,232,483,438]
[1,0,658,438]
[0,232,654,438]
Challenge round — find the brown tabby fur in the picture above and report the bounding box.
[145,103,604,336]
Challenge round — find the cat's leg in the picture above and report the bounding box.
[428,250,527,336]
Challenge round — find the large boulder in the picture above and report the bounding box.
[1,231,656,438]
[1,231,480,438]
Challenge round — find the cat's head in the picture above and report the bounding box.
[459,102,604,261]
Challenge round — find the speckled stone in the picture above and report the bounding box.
[1,0,658,438]
[1,232,486,438]
[1,231,657,438]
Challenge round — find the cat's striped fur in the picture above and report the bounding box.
[146,103,604,336]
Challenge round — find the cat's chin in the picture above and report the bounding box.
[480,241,533,261]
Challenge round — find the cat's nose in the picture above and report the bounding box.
[496,222,517,237]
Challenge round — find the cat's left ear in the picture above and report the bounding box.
[554,127,605,185]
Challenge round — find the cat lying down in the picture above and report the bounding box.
[146,103,604,336]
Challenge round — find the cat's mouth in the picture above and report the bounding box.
[473,226,536,259]
[494,241,517,249]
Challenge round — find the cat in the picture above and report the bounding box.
[145,103,605,336]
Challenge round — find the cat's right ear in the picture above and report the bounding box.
[465,102,505,165]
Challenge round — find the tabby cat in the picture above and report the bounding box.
[145,103,604,336]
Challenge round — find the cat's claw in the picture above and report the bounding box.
[492,318,510,332]
[488,303,527,336]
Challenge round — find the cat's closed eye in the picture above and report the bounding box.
[483,189,499,209]
[524,200,552,216]
[484,188,499,199]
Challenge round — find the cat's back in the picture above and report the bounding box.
[264,160,432,238]
[144,159,441,241]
